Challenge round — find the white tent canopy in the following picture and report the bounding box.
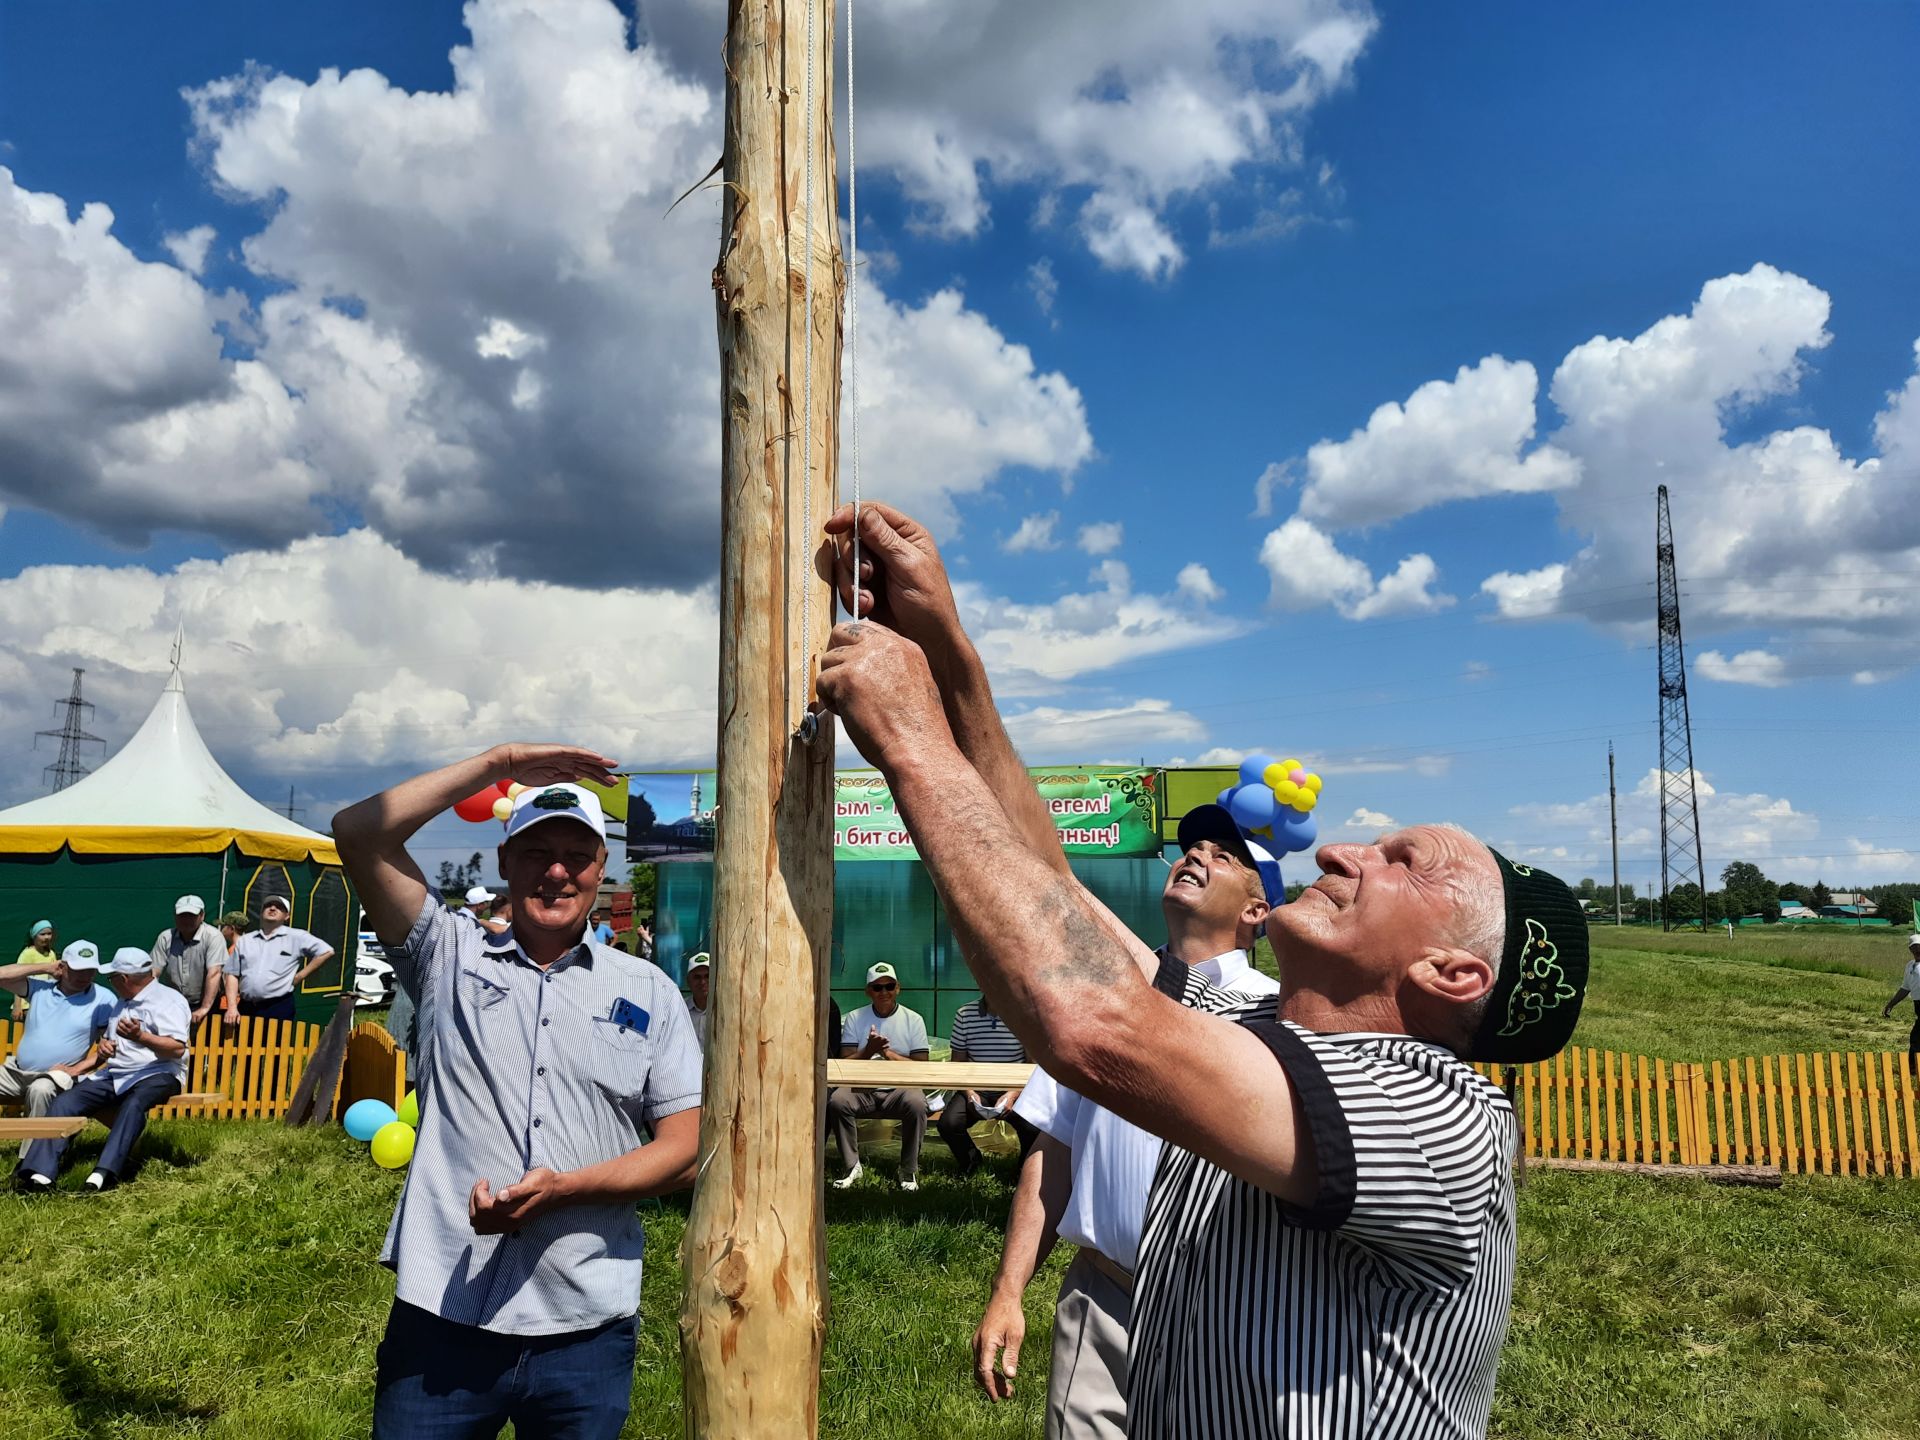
[0,663,338,862]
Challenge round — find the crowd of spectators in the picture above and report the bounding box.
[2,897,335,1192]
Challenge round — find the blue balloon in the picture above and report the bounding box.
[1216,785,1239,809]
[1229,784,1278,831]
[1239,753,1279,787]
[1274,811,1318,855]
[344,1099,398,1142]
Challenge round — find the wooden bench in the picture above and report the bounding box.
[826,1060,1033,1090]
[0,1117,87,1141]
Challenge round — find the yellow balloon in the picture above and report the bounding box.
[1254,825,1273,838]
[370,1121,416,1170]
[1304,773,1323,793]
[491,796,513,821]
[1278,757,1302,774]
[1298,791,1318,813]
[1262,764,1289,790]
[1274,780,1300,805]
[506,782,527,799]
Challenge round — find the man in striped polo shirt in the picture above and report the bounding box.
[939,991,1036,1174]
[976,803,1284,1437]
[819,501,1588,1440]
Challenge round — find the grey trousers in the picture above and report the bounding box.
[0,1058,67,1118]
[1047,1249,1132,1440]
[825,1086,927,1179]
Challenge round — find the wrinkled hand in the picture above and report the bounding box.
[495,744,619,790]
[470,1168,570,1235]
[190,1006,210,1025]
[222,1009,240,1028]
[115,1014,144,1041]
[815,622,950,771]
[973,1288,1027,1401]
[95,1037,118,1059]
[819,503,962,663]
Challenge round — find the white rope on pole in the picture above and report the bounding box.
[799,0,816,732]
[845,0,861,626]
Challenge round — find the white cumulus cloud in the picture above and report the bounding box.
[1259,517,1452,620]
[1695,649,1790,687]
[1003,512,1062,553]
[1077,520,1125,555]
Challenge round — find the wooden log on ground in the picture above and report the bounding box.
[679,1,840,1435]
[1533,1158,1783,1187]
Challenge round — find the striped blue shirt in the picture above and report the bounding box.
[380,894,702,1335]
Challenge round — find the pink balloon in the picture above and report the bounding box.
[1288,767,1308,786]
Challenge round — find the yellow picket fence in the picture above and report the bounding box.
[1475,1045,1920,1177]
[0,1015,324,1121]
[341,1021,409,1113]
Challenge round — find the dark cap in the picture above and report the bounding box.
[1466,849,1589,1064]
[1175,804,1286,910]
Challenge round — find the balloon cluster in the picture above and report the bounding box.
[344,1091,419,1169]
[454,779,528,824]
[1216,753,1325,855]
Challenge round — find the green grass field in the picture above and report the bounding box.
[5,925,1918,1438]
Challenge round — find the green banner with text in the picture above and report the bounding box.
[833,767,1161,861]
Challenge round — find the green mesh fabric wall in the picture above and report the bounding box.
[655,856,1167,1040]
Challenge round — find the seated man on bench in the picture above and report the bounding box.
[0,940,112,1118]
[15,947,191,1194]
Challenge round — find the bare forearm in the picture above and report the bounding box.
[560,1114,700,1202]
[0,961,56,988]
[933,633,1069,876]
[199,969,223,1012]
[991,1136,1068,1298]
[335,747,507,942]
[294,954,335,987]
[879,739,1136,1077]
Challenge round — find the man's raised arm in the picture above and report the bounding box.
[818,622,1317,1207]
[333,744,617,946]
[824,503,1068,877]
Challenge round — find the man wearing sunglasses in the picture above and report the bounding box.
[827,962,932,1191]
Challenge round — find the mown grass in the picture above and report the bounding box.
[5,928,1919,1438]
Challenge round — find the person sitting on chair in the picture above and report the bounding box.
[826,963,931,1191]
[939,992,1036,1177]
[16,947,192,1193]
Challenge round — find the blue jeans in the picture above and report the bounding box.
[371,1300,636,1440]
[17,1073,181,1182]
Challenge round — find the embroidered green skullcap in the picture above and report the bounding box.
[1466,849,1589,1064]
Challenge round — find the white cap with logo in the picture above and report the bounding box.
[108,947,156,975]
[60,940,101,971]
[865,962,898,986]
[504,784,608,845]
[174,895,206,916]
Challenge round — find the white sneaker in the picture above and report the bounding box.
[899,1177,919,1193]
[831,1163,863,1190]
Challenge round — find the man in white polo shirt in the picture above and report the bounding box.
[224,895,335,1025]
[1879,933,1920,1075]
[976,803,1284,1434]
[459,886,497,935]
[826,962,932,1191]
[17,947,192,1193]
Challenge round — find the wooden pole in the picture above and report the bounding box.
[680,0,840,1434]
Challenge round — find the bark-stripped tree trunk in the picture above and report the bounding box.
[680,0,840,1434]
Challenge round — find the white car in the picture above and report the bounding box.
[355,932,395,1008]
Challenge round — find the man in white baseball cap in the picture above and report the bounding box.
[685,953,712,1050]
[826,960,933,1191]
[459,885,498,936]
[1880,933,1920,1075]
[151,894,225,1030]
[0,939,114,1121]
[17,946,192,1193]
[335,748,701,1438]
[224,893,335,1026]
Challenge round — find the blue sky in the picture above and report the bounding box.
[0,0,1914,888]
